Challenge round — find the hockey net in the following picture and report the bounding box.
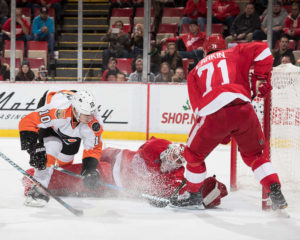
[231,63,300,208]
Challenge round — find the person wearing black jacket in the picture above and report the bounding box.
[225,2,261,44]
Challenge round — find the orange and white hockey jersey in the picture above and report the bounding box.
[19,90,103,164]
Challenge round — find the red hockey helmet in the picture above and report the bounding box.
[203,34,227,55]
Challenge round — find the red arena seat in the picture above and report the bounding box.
[162,7,185,24]
[4,40,25,62]
[111,8,133,26]
[27,41,48,66]
[116,58,134,75]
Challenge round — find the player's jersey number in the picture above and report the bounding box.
[197,59,230,96]
[39,109,51,123]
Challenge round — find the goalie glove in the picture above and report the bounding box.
[81,157,100,190]
[250,73,272,98]
[202,175,228,208]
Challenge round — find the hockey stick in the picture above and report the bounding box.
[54,166,170,206]
[0,152,83,217]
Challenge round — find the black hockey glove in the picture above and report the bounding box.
[28,143,47,170]
[81,157,100,190]
[170,191,203,207]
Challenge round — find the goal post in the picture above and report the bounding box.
[230,63,300,209]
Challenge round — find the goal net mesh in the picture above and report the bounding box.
[236,64,300,202]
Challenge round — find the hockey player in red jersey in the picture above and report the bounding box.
[22,137,228,208]
[170,34,288,210]
[19,90,103,207]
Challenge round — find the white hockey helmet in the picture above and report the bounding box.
[160,144,186,173]
[71,90,97,119]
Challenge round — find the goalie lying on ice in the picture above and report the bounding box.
[23,137,228,208]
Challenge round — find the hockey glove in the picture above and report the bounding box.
[257,82,272,98]
[81,157,100,190]
[250,73,272,98]
[202,175,228,208]
[28,143,47,170]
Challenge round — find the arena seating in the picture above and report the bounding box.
[27,41,48,67]
[161,7,185,24]
[110,8,133,26]
[156,23,178,43]
[4,40,25,62]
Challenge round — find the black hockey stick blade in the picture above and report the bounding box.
[0,152,83,217]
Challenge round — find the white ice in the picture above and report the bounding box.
[0,138,299,240]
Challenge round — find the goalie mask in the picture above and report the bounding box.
[203,34,227,56]
[71,90,97,122]
[160,144,186,173]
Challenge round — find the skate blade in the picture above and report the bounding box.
[24,196,47,208]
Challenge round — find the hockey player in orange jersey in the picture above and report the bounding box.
[170,34,288,210]
[19,90,103,207]
[22,137,228,208]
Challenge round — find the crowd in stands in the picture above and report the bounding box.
[0,0,62,81]
[100,0,300,83]
[0,0,300,82]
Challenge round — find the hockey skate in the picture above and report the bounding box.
[269,183,288,210]
[24,185,49,207]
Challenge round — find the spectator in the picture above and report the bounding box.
[1,8,30,50]
[130,24,144,58]
[106,71,117,81]
[0,0,8,32]
[181,0,207,31]
[15,60,35,81]
[116,72,127,82]
[33,0,62,24]
[0,60,10,81]
[161,20,206,66]
[280,54,293,64]
[102,57,120,81]
[171,75,182,82]
[284,2,300,47]
[32,7,55,58]
[253,0,288,48]
[102,20,130,68]
[212,0,240,36]
[35,65,48,81]
[225,2,261,44]
[272,35,296,66]
[128,58,155,82]
[153,62,173,82]
[150,41,162,75]
[174,66,186,82]
[161,42,183,73]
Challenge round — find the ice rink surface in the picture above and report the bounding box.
[0,138,299,240]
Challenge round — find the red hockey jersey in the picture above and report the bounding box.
[284,14,300,36]
[166,31,206,52]
[187,42,273,117]
[212,0,240,21]
[184,0,207,19]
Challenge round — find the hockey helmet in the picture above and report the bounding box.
[71,90,97,120]
[203,34,227,55]
[160,144,186,173]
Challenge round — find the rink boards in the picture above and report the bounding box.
[0,82,194,142]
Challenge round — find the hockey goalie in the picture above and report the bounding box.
[23,137,228,208]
